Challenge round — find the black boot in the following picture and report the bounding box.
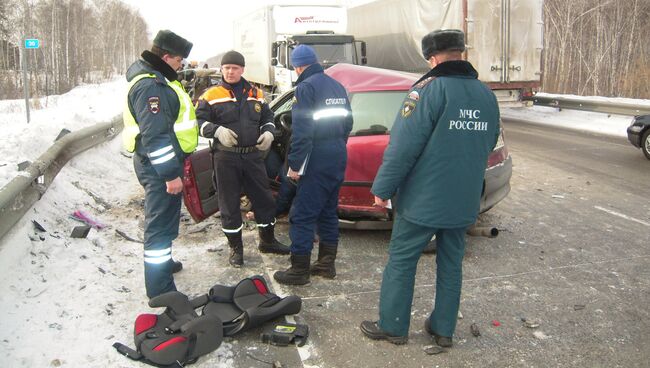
[310,242,337,279]
[258,224,290,254]
[274,254,311,285]
[225,231,244,267]
[171,260,183,273]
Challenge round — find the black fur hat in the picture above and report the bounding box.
[153,30,193,58]
[221,50,246,67]
[421,29,465,60]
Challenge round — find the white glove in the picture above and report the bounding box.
[215,126,238,147]
[256,131,274,151]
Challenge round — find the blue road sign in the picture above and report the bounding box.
[25,39,39,49]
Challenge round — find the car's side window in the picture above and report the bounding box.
[272,92,295,114]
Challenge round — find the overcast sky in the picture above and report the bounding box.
[120,0,375,61]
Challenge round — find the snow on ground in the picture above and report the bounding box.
[0,79,647,367]
[501,93,650,138]
[0,79,235,367]
[0,78,127,188]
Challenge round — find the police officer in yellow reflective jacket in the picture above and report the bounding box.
[123,30,198,299]
[360,29,500,347]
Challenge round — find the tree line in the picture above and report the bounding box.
[0,0,149,100]
[543,0,650,98]
[1,0,649,100]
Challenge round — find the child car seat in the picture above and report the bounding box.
[202,275,301,336]
[113,291,222,367]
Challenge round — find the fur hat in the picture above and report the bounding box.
[421,29,465,60]
[221,51,245,67]
[153,30,193,59]
[290,45,318,67]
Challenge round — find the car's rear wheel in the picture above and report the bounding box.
[642,129,650,160]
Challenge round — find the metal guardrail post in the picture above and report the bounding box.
[523,95,650,116]
[0,116,122,241]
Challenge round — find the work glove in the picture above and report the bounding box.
[215,126,238,147]
[256,131,274,151]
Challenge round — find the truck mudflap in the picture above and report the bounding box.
[183,147,219,222]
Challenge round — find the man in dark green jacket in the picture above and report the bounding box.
[360,29,500,346]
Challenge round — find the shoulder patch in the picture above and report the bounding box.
[407,90,419,101]
[415,76,436,89]
[148,96,160,114]
[401,100,416,118]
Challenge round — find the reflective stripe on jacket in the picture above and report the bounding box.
[123,73,199,153]
[195,78,275,147]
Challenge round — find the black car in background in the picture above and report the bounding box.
[627,114,650,160]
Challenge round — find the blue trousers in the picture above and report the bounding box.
[134,154,180,298]
[289,145,345,254]
[378,215,466,337]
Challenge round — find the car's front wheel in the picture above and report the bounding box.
[642,129,650,160]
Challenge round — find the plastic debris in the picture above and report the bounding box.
[457,310,463,319]
[32,220,47,232]
[470,323,481,337]
[115,229,143,243]
[574,304,586,311]
[261,323,309,347]
[70,210,106,229]
[522,318,540,328]
[492,320,501,327]
[551,194,565,199]
[424,345,445,355]
[70,225,91,238]
[17,161,31,171]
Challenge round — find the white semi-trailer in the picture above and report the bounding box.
[348,0,543,103]
[234,5,366,95]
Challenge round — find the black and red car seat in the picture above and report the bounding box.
[114,276,301,366]
[113,292,222,367]
[202,275,302,336]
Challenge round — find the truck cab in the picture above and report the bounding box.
[271,32,367,95]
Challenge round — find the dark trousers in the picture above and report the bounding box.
[378,215,466,337]
[134,155,180,298]
[289,144,346,254]
[214,150,276,231]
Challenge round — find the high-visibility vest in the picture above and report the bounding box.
[123,73,198,153]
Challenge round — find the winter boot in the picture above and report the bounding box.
[273,254,311,285]
[258,224,290,255]
[310,242,337,279]
[225,231,244,268]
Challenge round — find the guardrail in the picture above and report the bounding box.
[0,117,122,241]
[524,94,650,116]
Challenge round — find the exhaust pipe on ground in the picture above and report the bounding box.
[466,225,499,238]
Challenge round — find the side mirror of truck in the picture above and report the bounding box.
[271,58,278,66]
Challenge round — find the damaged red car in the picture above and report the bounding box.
[183,63,512,229]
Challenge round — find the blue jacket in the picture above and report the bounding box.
[371,60,500,228]
[288,64,353,173]
[126,51,186,181]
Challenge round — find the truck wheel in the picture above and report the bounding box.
[641,128,650,160]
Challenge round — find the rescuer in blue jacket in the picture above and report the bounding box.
[123,30,197,299]
[274,45,353,285]
[359,30,500,346]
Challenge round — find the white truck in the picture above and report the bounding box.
[347,0,543,103]
[234,5,366,95]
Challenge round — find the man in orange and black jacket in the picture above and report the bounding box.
[196,50,289,268]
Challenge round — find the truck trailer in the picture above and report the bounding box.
[234,5,366,96]
[347,0,543,103]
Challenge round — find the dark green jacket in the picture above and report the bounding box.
[371,60,500,228]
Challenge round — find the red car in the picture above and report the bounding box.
[184,63,512,229]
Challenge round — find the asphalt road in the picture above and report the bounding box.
[175,119,650,368]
